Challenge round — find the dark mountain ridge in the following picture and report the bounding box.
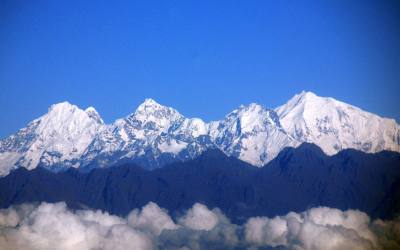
[0,143,399,223]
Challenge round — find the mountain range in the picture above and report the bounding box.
[0,91,399,176]
[1,144,399,223]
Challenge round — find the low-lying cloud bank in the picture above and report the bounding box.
[0,202,399,250]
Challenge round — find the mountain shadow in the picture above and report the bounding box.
[0,143,399,223]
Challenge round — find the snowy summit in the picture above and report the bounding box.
[0,92,399,176]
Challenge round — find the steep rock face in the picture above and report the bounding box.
[275,91,400,155]
[0,102,104,176]
[209,103,297,166]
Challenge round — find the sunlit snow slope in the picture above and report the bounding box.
[0,91,398,176]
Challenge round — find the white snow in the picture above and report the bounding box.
[158,140,188,154]
[134,98,183,131]
[85,106,104,124]
[209,102,297,166]
[0,152,21,176]
[0,102,104,174]
[0,92,399,175]
[275,91,400,155]
[174,118,208,138]
[80,99,210,168]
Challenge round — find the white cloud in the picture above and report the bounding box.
[178,203,223,231]
[244,207,382,250]
[0,202,398,250]
[127,201,179,235]
[0,202,153,250]
[371,217,400,249]
[245,216,289,246]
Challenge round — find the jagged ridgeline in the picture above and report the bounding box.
[0,91,399,176]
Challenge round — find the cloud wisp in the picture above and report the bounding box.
[0,202,399,250]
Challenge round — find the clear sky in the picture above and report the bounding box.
[1,0,399,138]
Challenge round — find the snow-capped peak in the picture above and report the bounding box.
[131,99,183,132]
[135,98,165,113]
[85,106,97,112]
[298,90,317,98]
[275,91,325,118]
[37,102,94,134]
[0,93,399,176]
[48,101,76,113]
[46,102,103,125]
[209,102,295,166]
[232,103,281,133]
[80,99,208,170]
[142,98,158,105]
[276,91,400,154]
[85,106,104,124]
[0,102,104,176]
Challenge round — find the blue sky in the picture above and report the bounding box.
[0,0,399,138]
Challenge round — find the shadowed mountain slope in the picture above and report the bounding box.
[0,143,399,223]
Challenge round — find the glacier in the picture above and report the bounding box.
[0,91,399,176]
